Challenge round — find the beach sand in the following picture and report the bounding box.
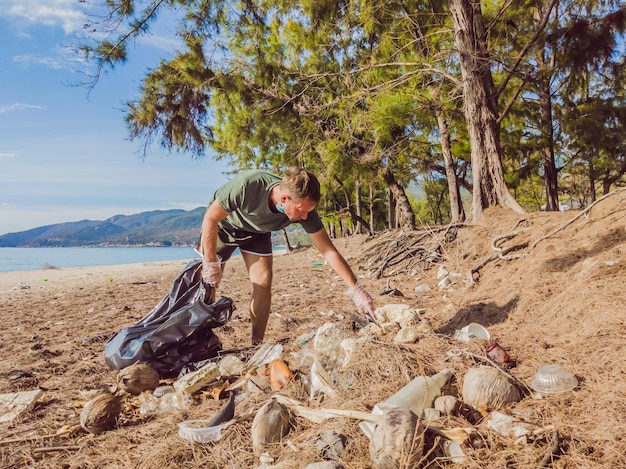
[0,260,192,294]
[1,197,625,467]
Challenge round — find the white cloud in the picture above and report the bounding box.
[0,103,44,114]
[2,0,89,34]
[12,54,68,69]
[0,153,16,158]
[138,33,183,53]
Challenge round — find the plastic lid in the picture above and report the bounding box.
[530,364,578,394]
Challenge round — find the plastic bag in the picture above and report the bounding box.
[104,259,234,378]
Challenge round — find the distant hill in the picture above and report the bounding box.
[0,208,206,247]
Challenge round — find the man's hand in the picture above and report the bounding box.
[346,281,376,321]
[201,257,223,287]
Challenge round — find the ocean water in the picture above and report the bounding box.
[0,247,199,272]
[0,246,287,272]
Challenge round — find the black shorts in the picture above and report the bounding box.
[215,228,272,261]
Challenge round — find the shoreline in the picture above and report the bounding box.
[0,248,292,293]
[0,260,192,294]
[0,245,290,274]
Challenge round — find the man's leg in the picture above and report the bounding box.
[241,251,273,345]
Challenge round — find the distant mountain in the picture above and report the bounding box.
[0,208,207,247]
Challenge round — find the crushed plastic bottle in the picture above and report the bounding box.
[360,369,452,438]
[139,390,189,416]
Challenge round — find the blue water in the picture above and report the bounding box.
[0,246,287,272]
[0,247,199,272]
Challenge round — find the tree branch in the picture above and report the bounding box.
[494,0,559,99]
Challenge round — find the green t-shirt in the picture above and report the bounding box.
[213,170,324,234]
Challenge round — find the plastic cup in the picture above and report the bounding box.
[455,322,490,342]
[466,323,491,340]
[178,420,224,443]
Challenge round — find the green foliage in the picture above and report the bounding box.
[80,0,626,223]
[125,35,213,156]
[409,194,436,226]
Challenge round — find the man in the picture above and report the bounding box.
[198,167,376,345]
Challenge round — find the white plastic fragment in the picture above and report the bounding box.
[310,354,338,400]
[313,323,353,370]
[486,411,536,439]
[443,439,466,463]
[0,389,43,423]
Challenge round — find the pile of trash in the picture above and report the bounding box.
[71,303,577,469]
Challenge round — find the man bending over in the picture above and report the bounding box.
[198,167,376,345]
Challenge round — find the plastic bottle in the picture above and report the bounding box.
[360,369,452,439]
[139,390,188,416]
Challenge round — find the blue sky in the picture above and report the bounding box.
[0,0,232,236]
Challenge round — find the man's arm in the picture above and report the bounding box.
[309,229,376,319]
[309,228,358,287]
[201,200,230,261]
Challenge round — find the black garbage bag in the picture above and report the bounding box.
[104,259,235,378]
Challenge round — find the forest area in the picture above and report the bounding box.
[80,0,626,233]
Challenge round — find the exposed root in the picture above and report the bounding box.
[360,224,464,278]
[530,188,626,250]
[537,430,560,468]
[468,219,530,284]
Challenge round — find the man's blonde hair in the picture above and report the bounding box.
[280,167,321,202]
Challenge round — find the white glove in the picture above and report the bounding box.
[201,257,223,287]
[346,281,376,320]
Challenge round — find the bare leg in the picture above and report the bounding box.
[241,251,273,345]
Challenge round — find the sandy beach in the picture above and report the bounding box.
[0,260,191,293]
[1,198,626,468]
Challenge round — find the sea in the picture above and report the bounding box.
[0,247,200,273]
[0,246,287,273]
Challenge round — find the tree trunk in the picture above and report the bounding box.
[435,109,466,223]
[354,180,363,234]
[537,29,559,211]
[339,219,347,237]
[387,189,396,229]
[341,190,354,235]
[281,228,293,252]
[384,169,416,230]
[369,184,375,231]
[448,0,525,221]
[601,161,626,195]
[588,157,596,202]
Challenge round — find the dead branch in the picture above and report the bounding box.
[530,188,626,250]
[32,446,80,455]
[467,242,528,285]
[0,424,82,447]
[536,429,560,468]
[361,225,464,278]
